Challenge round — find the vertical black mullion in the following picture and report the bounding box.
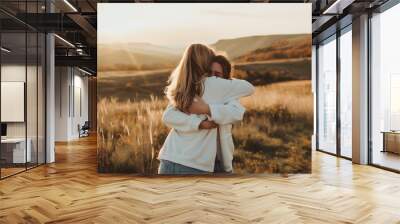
[44,33,47,164]
[36,0,39,167]
[81,86,82,117]
[73,68,75,118]
[25,0,28,171]
[44,0,47,164]
[367,10,373,165]
[316,44,320,151]
[69,69,71,118]
[336,29,341,157]
[59,68,62,117]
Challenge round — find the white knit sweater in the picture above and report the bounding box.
[158,76,255,172]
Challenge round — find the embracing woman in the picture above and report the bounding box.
[157,44,254,175]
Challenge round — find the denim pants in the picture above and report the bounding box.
[158,160,210,175]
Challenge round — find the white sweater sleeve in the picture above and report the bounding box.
[209,100,245,125]
[162,104,203,132]
[211,77,255,102]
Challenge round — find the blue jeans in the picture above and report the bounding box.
[158,160,210,175]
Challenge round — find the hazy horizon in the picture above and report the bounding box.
[98,3,311,48]
[98,33,310,50]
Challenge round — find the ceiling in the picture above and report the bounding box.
[0,0,393,74]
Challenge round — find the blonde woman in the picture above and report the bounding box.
[157,44,254,175]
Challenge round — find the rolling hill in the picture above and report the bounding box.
[98,34,311,72]
[234,36,311,63]
[211,34,310,61]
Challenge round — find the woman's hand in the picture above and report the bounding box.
[187,96,211,115]
[199,120,218,129]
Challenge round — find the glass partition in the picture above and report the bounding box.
[0,2,46,179]
[1,31,28,177]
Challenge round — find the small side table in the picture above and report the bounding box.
[381,131,400,154]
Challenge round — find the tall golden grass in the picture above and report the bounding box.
[233,80,312,174]
[97,97,168,174]
[97,80,313,174]
[240,80,313,117]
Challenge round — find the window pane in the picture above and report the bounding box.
[318,36,337,154]
[371,4,400,171]
[340,28,352,158]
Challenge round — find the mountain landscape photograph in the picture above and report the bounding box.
[97,3,312,174]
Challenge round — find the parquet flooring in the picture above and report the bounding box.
[0,135,399,223]
[1,167,26,178]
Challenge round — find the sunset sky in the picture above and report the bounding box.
[98,3,311,48]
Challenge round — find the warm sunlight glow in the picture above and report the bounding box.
[98,3,311,48]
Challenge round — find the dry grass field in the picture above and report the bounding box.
[97,80,312,174]
[233,80,312,173]
[97,97,168,174]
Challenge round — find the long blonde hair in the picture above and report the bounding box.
[165,44,215,111]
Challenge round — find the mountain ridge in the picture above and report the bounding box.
[98,33,311,72]
[210,33,310,60]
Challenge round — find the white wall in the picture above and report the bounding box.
[1,65,32,138]
[1,65,26,142]
[1,63,46,164]
[72,73,89,138]
[55,67,89,141]
[55,67,70,141]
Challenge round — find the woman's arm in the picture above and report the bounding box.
[208,77,255,102]
[162,104,217,132]
[209,100,245,125]
[187,98,245,125]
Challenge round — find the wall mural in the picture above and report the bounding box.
[97,3,312,175]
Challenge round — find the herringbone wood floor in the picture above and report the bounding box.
[1,135,400,224]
